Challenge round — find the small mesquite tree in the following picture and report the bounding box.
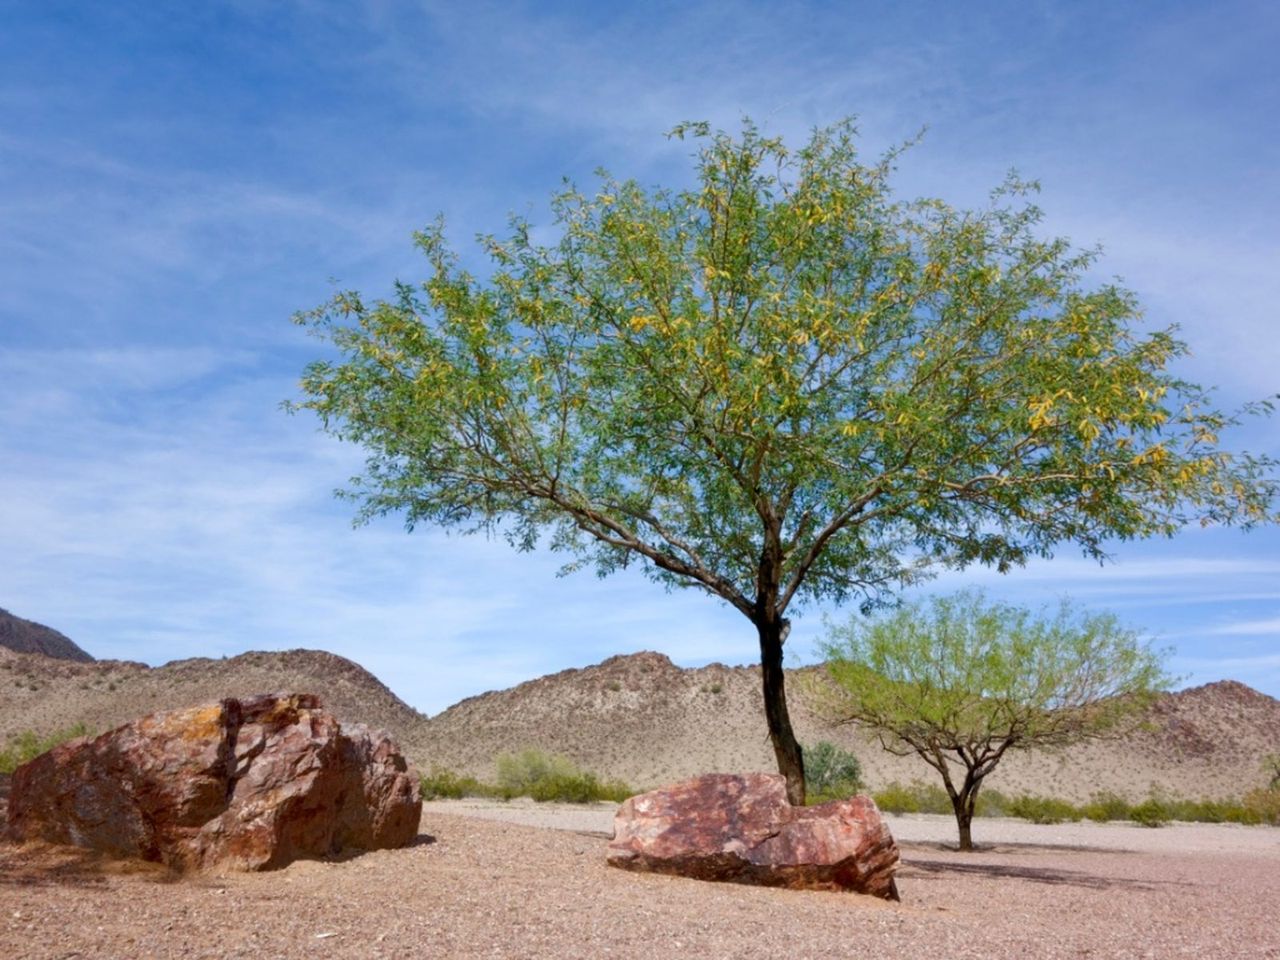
[816,592,1171,850]
[291,119,1276,805]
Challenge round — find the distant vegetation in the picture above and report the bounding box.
[870,780,1280,828]
[421,749,632,804]
[415,742,1280,825]
[0,724,92,774]
[802,741,864,804]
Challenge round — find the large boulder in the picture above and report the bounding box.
[607,772,899,900]
[5,693,421,871]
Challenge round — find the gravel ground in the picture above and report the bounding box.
[2,804,1278,959]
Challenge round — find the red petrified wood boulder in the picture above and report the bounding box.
[6,693,421,872]
[607,772,899,900]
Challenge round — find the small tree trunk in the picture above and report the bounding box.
[757,616,806,805]
[955,804,974,852]
[952,779,979,851]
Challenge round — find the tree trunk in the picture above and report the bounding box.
[757,616,806,805]
[955,806,974,851]
[952,782,977,851]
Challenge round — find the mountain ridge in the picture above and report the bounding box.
[0,609,94,663]
[2,634,1276,804]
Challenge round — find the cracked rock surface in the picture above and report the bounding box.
[5,693,421,871]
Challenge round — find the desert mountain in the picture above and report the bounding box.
[0,648,431,760]
[0,608,94,663]
[3,641,1277,804]
[417,651,1280,803]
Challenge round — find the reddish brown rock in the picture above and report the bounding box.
[5,693,421,872]
[607,772,899,899]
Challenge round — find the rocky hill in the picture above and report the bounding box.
[3,637,1277,804]
[0,648,432,760]
[417,651,1280,803]
[0,608,94,662]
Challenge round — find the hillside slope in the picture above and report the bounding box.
[419,651,1280,803]
[4,643,1276,804]
[0,609,94,662]
[0,648,431,758]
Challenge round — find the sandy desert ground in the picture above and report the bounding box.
[2,803,1278,960]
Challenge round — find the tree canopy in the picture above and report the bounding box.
[814,591,1171,848]
[291,118,1276,803]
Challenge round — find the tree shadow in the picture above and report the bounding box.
[898,856,1181,891]
[901,839,1137,856]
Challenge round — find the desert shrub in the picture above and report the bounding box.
[973,788,1012,818]
[1242,787,1280,826]
[420,767,496,801]
[1007,794,1082,825]
[802,741,864,804]
[1129,797,1170,828]
[1162,797,1229,824]
[494,749,632,803]
[496,749,580,794]
[1081,791,1132,823]
[0,724,92,774]
[872,780,953,815]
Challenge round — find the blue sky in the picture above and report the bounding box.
[2,1,1277,713]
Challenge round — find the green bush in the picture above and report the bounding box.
[1163,797,1231,824]
[0,724,92,774]
[421,752,633,804]
[802,741,864,804]
[866,779,1280,827]
[495,749,632,804]
[1242,787,1280,826]
[1129,797,1170,828]
[1007,794,1082,825]
[1081,791,1132,823]
[872,780,953,815]
[420,767,496,800]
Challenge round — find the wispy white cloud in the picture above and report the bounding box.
[1210,618,1280,637]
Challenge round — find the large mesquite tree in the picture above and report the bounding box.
[292,120,1276,804]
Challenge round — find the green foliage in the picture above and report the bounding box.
[0,724,92,774]
[816,591,1170,847]
[292,117,1276,803]
[1007,794,1083,825]
[495,749,633,803]
[1242,786,1280,826]
[871,780,954,815]
[293,119,1276,611]
[1128,797,1170,828]
[867,779,1278,828]
[421,752,633,804]
[419,767,495,801]
[802,741,864,803]
[1081,791,1132,823]
[819,592,1171,753]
